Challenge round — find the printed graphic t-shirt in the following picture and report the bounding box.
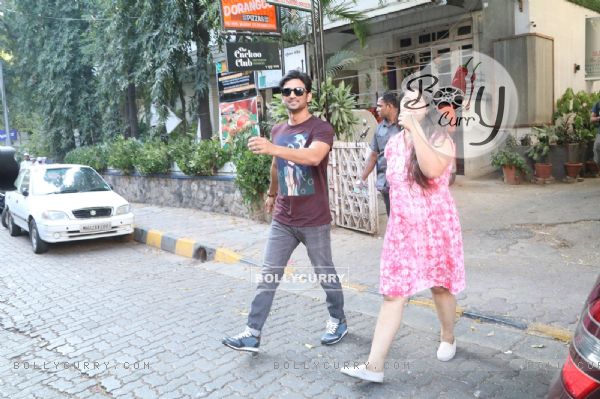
[272,116,334,227]
[594,101,600,135]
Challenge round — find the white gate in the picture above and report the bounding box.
[328,141,379,234]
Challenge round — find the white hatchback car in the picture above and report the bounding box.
[4,164,134,253]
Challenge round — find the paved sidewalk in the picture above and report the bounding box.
[131,176,600,338]
[0,233,560,399]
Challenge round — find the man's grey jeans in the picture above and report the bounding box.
[594,133,600,166]
[247,220,345,332]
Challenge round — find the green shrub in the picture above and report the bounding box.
[527,126,558,163]
[64,144,109,172]
[234,149,271,204]
[555,89,600,142]
[107,136,141,174]
[491,149,528,173]
[231,127,255,162]
[134,140,171,175]
[176,139,231,176]
[230,130,271,204]
[491,135,529,174]
[168,135,194,164]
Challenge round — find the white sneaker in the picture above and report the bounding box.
[341,364,384,383]
[437,340,457,361]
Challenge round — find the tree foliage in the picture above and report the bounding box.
[566,0,600,13]
[3,0,101,156]
[0,0,367,157]
[0,0,219,157]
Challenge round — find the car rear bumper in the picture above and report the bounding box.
[547,372,572,398]
[37,213,134,243]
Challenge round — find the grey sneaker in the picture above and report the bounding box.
[222,328,260,353]
[321,319,348,345]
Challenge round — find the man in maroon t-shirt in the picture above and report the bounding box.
[222,70,347,353]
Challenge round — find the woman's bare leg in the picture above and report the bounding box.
[366,295,408,372]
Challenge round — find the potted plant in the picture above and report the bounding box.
[555,88,600,176]
[554,113,583,179]
[527,126,557,180]
[491,136,529,185]
[516,134,534,172]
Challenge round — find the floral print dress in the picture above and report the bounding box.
[379,131,465,297]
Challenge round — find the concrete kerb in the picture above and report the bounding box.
[132,225,573,344]
[132,226,216,262]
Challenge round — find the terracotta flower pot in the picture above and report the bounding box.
[502,165,521,185]
[586,160,599,176]
[564,162,583,179]
[534,163,553,179]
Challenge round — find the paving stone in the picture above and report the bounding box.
[99,376,121,391]
[0,232,557,399]
[132,384,159,398]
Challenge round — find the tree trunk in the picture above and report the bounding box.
[178,80,187,133]
[193,2,213,140]
[126,79,139,138]
[196,85,212,140]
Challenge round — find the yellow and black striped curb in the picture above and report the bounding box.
[133,227,245,264]
[408,298,572,343]
[526,323,572,343]
[132,226,573,343]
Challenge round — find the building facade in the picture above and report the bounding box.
[203,0,600,177]
[324,0,600,176]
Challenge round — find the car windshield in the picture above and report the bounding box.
[32,167,111,195]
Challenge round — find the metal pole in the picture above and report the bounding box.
[0,61,11,146]
[310,0,321,98]
[318,0,326,82]
[316,0,327,119]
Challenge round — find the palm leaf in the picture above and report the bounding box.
[324,4,369,46]
[325,50,362,78]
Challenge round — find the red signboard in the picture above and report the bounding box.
[266,0,311,12]
[220,0,280,33]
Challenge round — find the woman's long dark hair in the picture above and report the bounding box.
[402,91,449,189]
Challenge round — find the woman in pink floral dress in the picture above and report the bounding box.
[342,90,465,383]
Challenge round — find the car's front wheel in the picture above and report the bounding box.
[29,219,48,254]
[7,211,22,237]
[1,207,7,228]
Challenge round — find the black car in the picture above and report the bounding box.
[0,145,19,227]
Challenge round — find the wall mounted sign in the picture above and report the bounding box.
[217,69,258,102]
[283,44,308,73]
[226,42,281,72]
[585,17,600,80]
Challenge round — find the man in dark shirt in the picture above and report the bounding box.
[359,92,401,216]
[222,70,347,353]
[592,99,600,167]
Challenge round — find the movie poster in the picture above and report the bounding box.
[219,97,260,147]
